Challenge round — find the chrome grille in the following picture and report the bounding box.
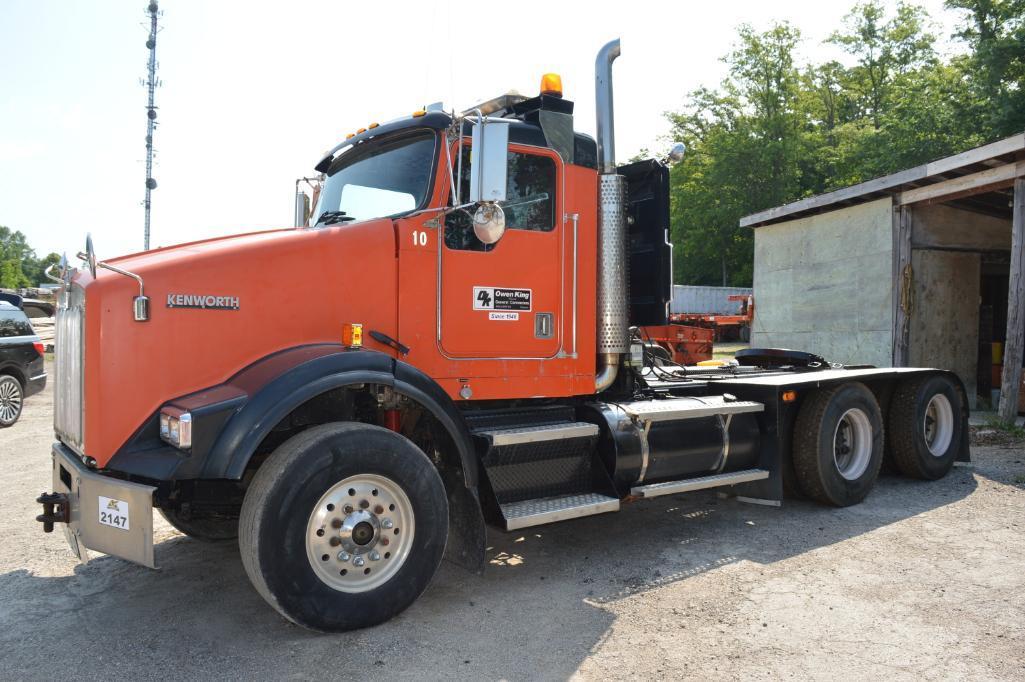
[54,283,85,453]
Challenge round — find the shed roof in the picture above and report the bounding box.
[741,132,1025,228]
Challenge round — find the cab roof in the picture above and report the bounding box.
[315,97,597,173]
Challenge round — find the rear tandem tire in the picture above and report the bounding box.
[887,374,964,480]
[238,423,448,632]
[792,382,884,507]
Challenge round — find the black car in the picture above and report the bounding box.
[0,299,47,427]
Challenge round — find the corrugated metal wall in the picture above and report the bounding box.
[671,285,753,315]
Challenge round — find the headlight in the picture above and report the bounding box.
[159,406,192,449]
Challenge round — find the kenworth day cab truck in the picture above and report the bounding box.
[36,40,969,631]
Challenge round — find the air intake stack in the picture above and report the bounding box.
[594,39,628,392]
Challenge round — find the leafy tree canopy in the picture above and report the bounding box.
[667,0,1022,286]
[0,225,60,289]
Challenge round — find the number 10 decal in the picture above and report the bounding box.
[412,230,428,247]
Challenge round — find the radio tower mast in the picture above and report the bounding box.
[142,1,161,250]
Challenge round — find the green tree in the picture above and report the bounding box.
[828,1,937,129]
[663,1,998,287]
[946,0,1025,138]
[27,252,61,286]
[0,225,53,288]
[667,23,806,286]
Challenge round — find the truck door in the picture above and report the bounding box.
[439,144,563,358]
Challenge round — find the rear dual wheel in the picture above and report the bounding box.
[887,374,963,480]
[792,375,963,506]
[793,382,884,506]
[239,423,448,631]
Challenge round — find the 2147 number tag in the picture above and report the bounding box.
[98,496,130,531]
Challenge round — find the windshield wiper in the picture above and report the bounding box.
[316,210,356,226]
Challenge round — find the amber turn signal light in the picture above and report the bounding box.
[342,323,363,348]
[782,390,797,402]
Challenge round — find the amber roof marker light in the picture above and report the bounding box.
[540,73,563,97]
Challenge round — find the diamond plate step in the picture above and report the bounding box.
[499,493,619,531]
[475,421,599,446]
[619,396,763,423]
[630,468,769,499]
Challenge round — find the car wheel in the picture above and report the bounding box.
[0,375,23,428]
[792,382,884,506]
[239,422,448,631]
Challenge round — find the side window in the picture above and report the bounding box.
[445,148,557,251]
[0,310,33,338]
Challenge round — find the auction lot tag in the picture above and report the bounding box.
[98,496,130,531]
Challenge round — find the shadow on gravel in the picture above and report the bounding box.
[1,467,977,679]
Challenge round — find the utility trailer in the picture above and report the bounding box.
[670,292,755,342]
[36,40,969,632]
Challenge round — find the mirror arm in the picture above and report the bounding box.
[444,119,459,210]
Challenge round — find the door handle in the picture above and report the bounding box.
[535,312,554,339]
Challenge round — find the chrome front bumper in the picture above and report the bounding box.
[48,443,157,568]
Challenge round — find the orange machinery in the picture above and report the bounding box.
[35,39,970,633]
[639,324,714,364]
[670,294,754,342]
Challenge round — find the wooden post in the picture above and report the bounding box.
[892,203,912,366]
[999,176,1025,422]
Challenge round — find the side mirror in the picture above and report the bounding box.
[473,204,506,244]
[294,190,310,227]
[468,119,509,203]
[666,142,686,164]
[77,234,97,278]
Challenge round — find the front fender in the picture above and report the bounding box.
[106,344,479,487]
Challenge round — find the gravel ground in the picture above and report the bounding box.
[2,370,1024,681]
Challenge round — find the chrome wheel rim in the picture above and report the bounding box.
[0,378,22,424]
[924,393,954,457]
[306,473,414,593]
[833,407,872,480]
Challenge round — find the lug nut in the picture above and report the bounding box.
[344,505,354,514]
[374,505,384,515]
[330,537,341,547]
[331,518,343,529]
[380,537,389,546]
[382,518,394,529]
[369,551,381,561]
[337,551,351,561]
[353,556,366,567]
[359,499,370,509]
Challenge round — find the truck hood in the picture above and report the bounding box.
[71,220,399,463]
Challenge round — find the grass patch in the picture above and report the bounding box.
[984,418,1025,439]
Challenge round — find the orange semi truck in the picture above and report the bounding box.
[37,40,969,631]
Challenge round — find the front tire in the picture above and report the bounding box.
[0,374,23,428]
[887,374,964,480]
[159,508,238,542]
[239,423,448,631]
[792,382,884,506]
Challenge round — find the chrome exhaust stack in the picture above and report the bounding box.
[595,38,628,392]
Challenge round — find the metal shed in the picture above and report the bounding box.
[742,133,1025,414]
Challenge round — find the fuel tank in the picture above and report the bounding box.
[581,396,763,491]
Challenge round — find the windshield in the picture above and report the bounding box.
[313,130,437,225]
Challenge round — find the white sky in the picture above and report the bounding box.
[0,0,961,264]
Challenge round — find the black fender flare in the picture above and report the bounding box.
[207,344,479,486]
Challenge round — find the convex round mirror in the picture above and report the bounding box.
[473,203,506,245]
[668,142,686,163]
[80,234,97,278]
